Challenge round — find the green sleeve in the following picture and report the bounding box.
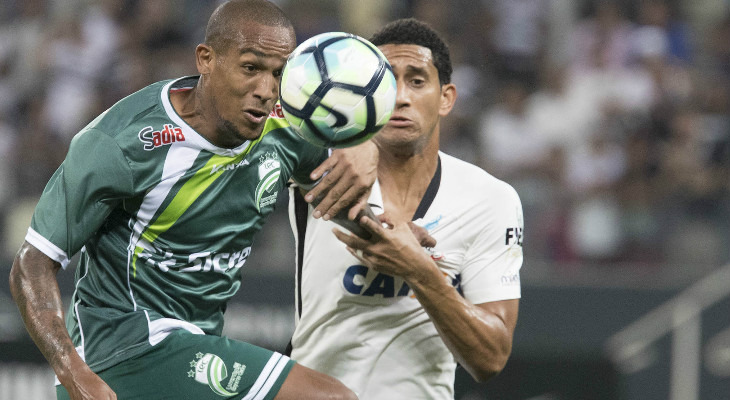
[30,128,135,261]
[290,143,329,187]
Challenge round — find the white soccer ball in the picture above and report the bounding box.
[279,32,397,148]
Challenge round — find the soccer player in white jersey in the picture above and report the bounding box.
[289,18,523,399]
[9,1,373,399]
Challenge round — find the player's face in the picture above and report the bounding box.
[205,23,295,146]
[376,44,454,151]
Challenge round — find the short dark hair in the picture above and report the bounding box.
[370,18,452,85]
[205,0,294,53]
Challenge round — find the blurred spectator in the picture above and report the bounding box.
[708,13,730,81]
[0,115,17,251]
[564,128,627,263]
[0,0,48,117]
[483,0,551,90]
[570,0,634,72]
[284,0,341,43]
[477,80,555,180]
[635,0,693,64]
[565,129,627,195]
[40,2,123,140]
[14,97,66,198]
[339,0,391,38]
[528,64,594,151]
[616,129,663,265]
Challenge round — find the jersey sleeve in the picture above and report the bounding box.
[27,128,135,268]
[262,107,328,187]
[289,144,329,187]
[459,182,523,304]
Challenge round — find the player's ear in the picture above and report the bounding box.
[439,83,457,117]
[196,44,215,75]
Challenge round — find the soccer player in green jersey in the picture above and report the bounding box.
[9,1,370,399]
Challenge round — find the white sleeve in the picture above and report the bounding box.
[459,183,523,304]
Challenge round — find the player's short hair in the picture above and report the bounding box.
[370,18,453,85]
[205,0,294,53]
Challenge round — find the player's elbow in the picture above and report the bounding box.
[467,349,512,383]
[470,358,508,383]
[8,252,24,302]
[9,242,58,302]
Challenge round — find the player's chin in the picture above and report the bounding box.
[237,119,268,140]
[222,119,264,143]
[378,125,419,141]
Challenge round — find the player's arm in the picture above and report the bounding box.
[333,217,518,382]
[10,242,116,400]
[302,139,378,222]
[404,270,518,382]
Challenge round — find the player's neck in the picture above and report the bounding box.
[378,140,439,221]
[170,81,221,145]
[170,85,205,129]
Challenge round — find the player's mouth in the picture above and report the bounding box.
[243,109,268,124]
[387,115,412,128]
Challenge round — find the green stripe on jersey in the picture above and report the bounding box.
[134,135,266,276]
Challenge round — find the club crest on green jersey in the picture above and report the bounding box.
[255,152,280,211]
[188,352,246,396]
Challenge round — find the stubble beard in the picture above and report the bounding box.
[217,117,265,148]
[375,129,429,159]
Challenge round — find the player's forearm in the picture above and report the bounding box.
[408,266,513,382]
[9,243,88,385]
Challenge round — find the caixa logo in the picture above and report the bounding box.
[138,124,185,150]
[342,265,463,298]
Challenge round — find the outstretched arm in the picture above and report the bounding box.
[334,218,519,382]
[9,242,116,400]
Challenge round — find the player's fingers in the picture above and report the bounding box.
[377,213,395,229]
[357,214,386,240]
[308,154,336,182]
[346,247,369,263]
[315,178,366,220]
[346,197,369,221]
[304,170,345,217]
[408,222,437,247]
[332,227,361,247]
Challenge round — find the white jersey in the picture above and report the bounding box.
[288,152,524,400]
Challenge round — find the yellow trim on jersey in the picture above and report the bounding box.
[133,131,271,276]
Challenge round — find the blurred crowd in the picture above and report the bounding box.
[0,0,728,274]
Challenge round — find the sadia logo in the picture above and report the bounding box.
[269,103,285,118]
[255,152,280,211]
[188,352,246,397]
[138,124,185,151]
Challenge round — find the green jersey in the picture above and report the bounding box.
[28,76,327,371]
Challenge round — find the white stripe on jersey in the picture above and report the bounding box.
[129,145,201,249]
[25,227,70,269]
[242,352,290,400]
[252,355,291,400]
[126,144,201,311]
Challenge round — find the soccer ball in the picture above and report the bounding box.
[279,32,397,148]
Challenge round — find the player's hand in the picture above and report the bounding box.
[305,140,378,221]
[407,221,437,248]
[63,368,117,400]
[378,213,437,248]
[333,214,437,281]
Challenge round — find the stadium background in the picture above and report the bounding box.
[0,0,728,398]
